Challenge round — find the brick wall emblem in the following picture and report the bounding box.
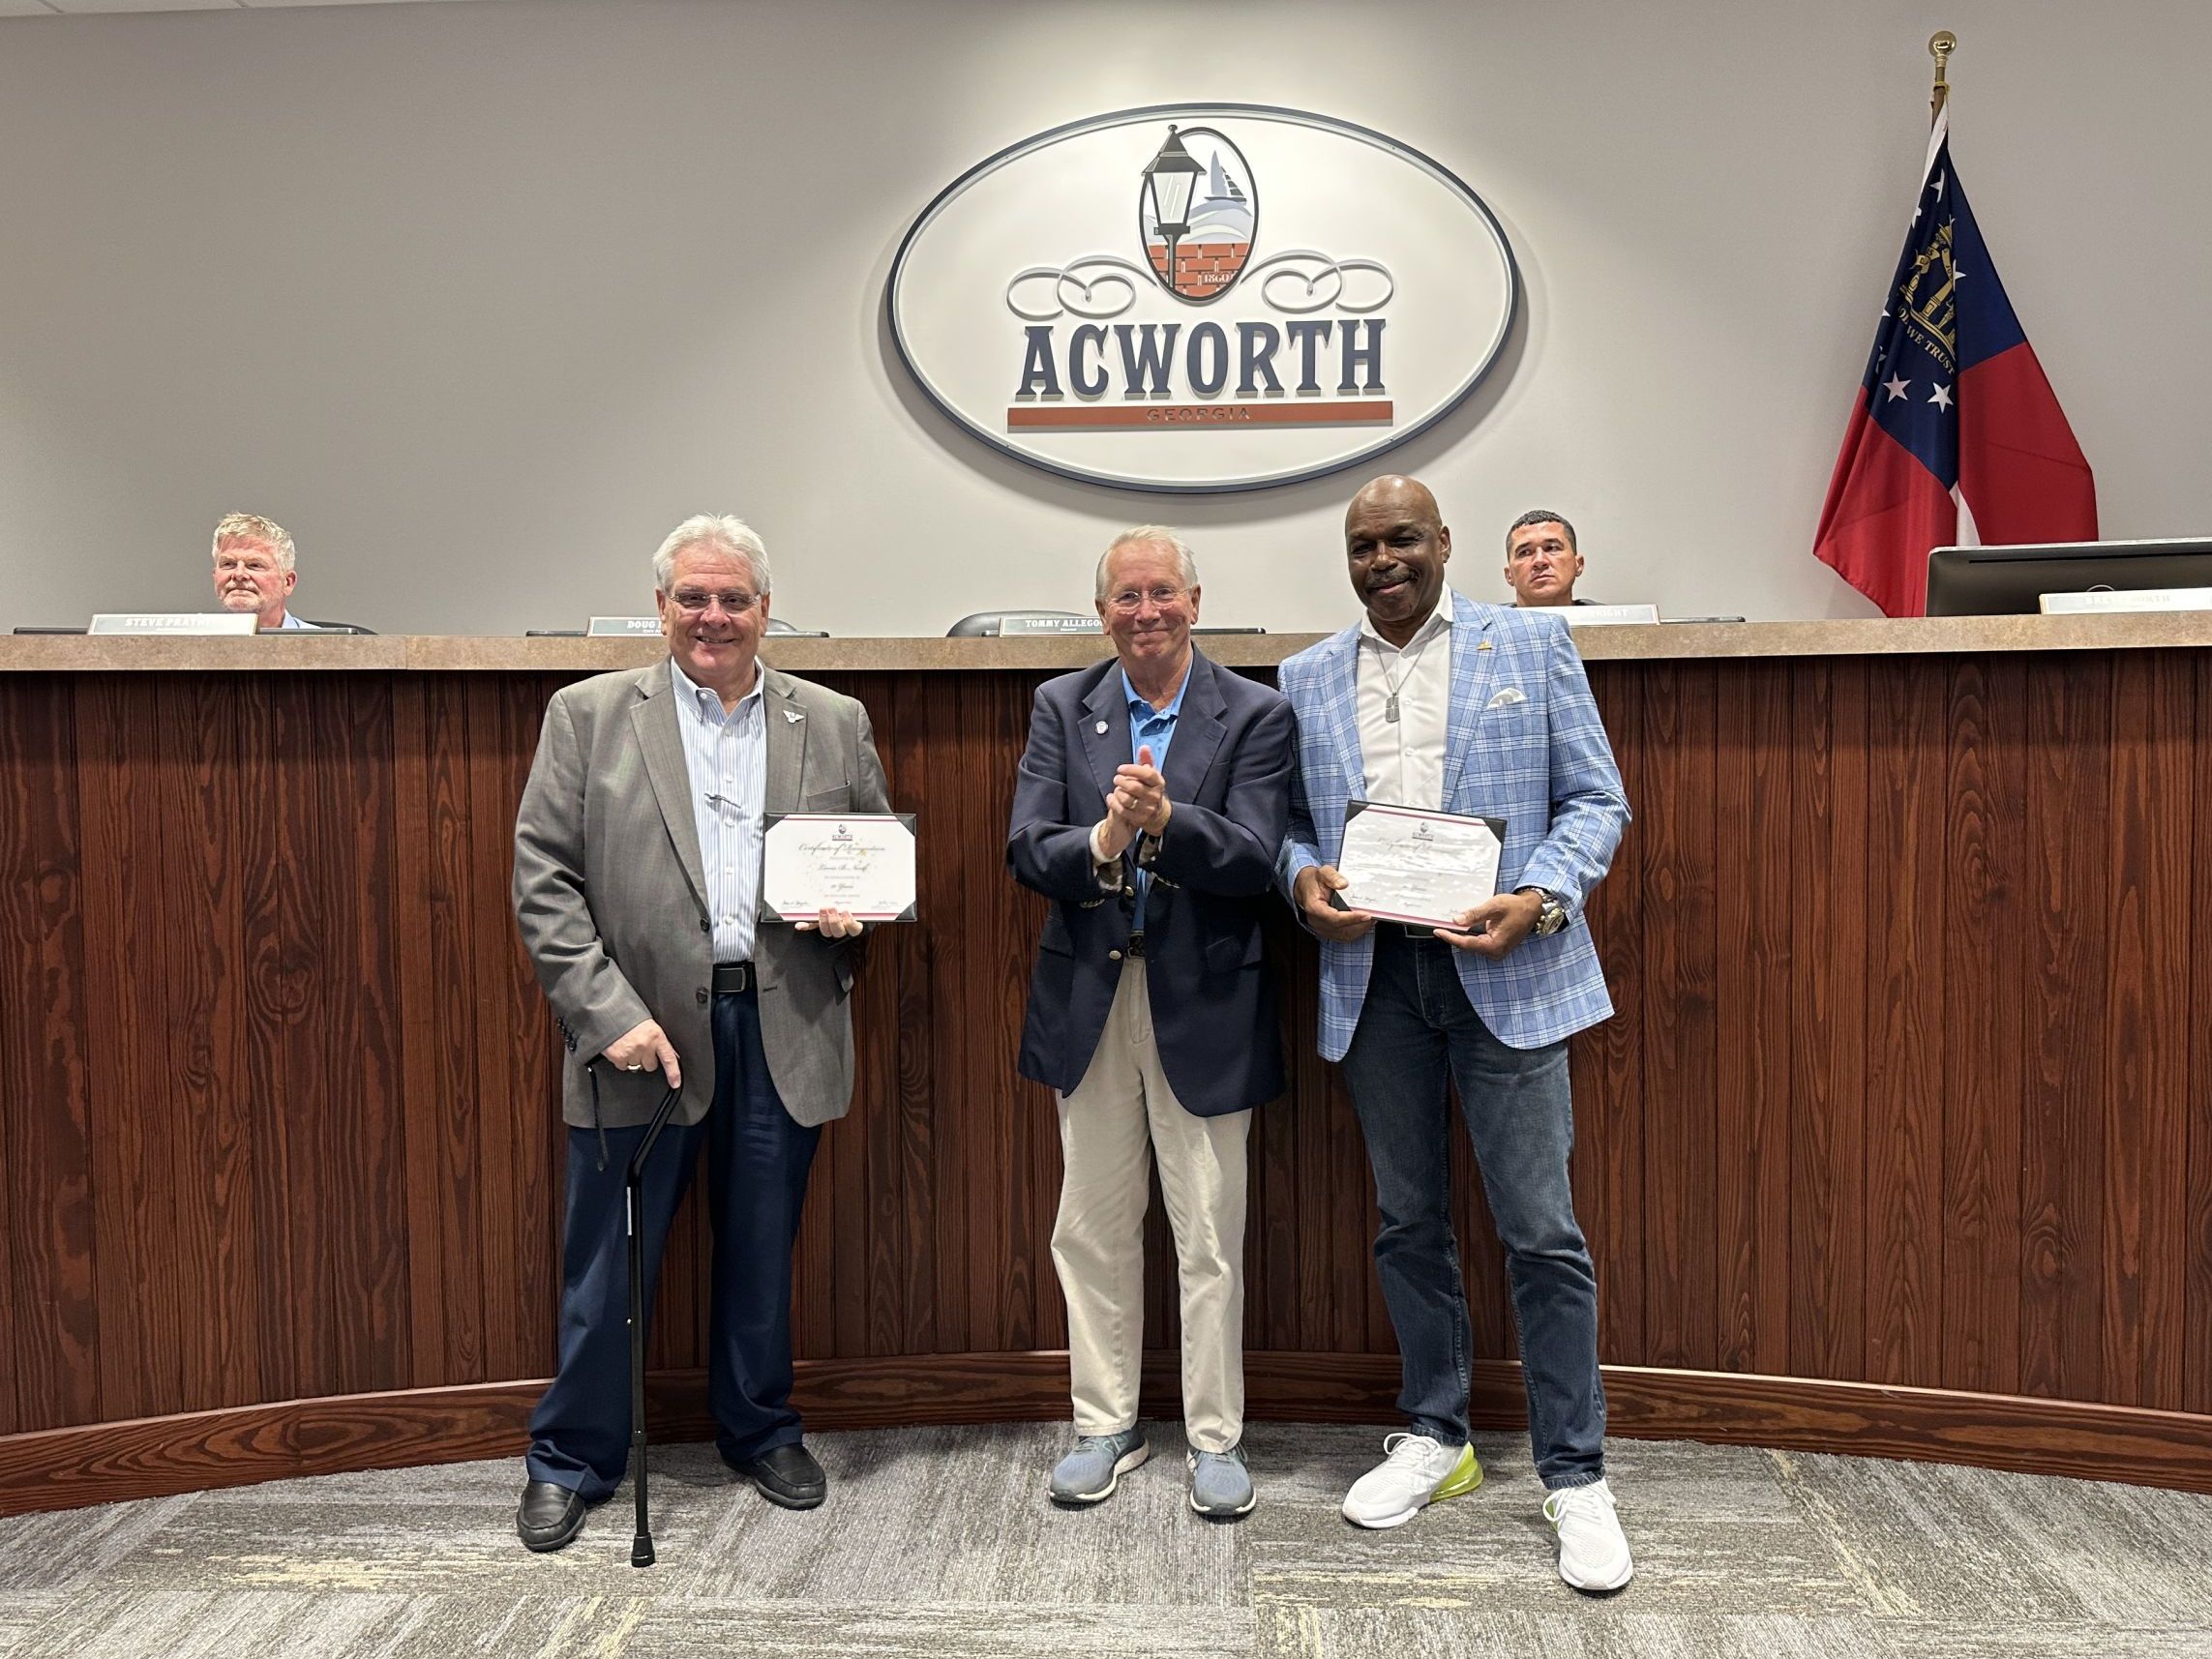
[1139,125,1257,303]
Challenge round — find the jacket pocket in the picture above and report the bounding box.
[1204,928,1264,974]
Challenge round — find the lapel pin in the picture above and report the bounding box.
[783,708,804,723]
[1095,720,1109,735]
[1477,639,1495,652]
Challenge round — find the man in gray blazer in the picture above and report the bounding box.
[510,514,890,1552]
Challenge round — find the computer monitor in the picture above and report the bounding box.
[1926,538,2212,616]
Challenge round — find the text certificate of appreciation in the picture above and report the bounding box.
[762,813,917,923]
[1334,801,1505,930]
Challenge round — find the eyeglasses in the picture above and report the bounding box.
[1105,584,1188,613]
[668,589,762,615]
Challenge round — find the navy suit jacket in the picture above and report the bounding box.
[1007,649,1294,1117]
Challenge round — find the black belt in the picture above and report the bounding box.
[712,962,754,993]
[1380,921,1443,942]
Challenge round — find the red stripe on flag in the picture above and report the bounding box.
[1813,400,1957,617]
[1958,342,2099,546]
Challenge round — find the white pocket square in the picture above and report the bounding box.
[1486,687,1527,709]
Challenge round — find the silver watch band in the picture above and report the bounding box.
[1519,886,1569,936]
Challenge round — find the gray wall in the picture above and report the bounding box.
[1,0,2203,634]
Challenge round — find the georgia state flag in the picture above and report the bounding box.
[1814,107,2097,616]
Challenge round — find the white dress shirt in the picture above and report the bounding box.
[671,657,767,963]
[1356,604,1452,811]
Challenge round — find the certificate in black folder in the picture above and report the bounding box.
[1335,800,1506,930]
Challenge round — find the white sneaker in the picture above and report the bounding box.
[1340,1432,1482,1529]
[1543,1478,1633,1591]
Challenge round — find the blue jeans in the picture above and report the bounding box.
[1337,929,1606,1490]
[525,986,821,1500]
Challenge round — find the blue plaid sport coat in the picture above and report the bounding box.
[1276,589,1630,1060]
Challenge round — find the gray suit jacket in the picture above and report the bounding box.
[512,660,891,1130]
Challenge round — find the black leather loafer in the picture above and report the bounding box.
[516,1479,588,1552]
[730,1441,827,1509]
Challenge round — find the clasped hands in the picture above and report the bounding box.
[1292,865,1543,958]
[1093,744,1172,861]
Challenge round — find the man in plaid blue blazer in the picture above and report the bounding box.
[1276,476,1635,1592]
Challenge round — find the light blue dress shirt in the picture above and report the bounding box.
[671,657,768,963]
[1121,662,1189,932]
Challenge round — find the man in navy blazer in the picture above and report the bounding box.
[1009,526,1293,1521]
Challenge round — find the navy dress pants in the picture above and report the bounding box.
[524,985,822,1501]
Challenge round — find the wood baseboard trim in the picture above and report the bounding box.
[5,1351,2207,1516]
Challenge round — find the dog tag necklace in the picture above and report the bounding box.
[1380,634,1437,724]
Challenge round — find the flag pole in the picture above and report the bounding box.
[1928,30,1957,127]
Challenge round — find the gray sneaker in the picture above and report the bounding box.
[1049,1429,1150,1505]
[1187,1444,1255,1518]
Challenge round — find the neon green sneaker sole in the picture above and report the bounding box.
[1431,1444,1484,1502]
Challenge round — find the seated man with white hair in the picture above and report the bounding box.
[210,512,315,630]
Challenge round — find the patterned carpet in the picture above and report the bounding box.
[3,1421,2210,1658]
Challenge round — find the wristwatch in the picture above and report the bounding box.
[1517,886,1569,937]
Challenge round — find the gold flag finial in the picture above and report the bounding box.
[1929,30,1957,124]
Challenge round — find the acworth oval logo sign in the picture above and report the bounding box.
[887,104,1519,493]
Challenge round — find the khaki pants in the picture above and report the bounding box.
[1052,960,1251,1453]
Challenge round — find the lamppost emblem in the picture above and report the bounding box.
[1139,124,1257,304]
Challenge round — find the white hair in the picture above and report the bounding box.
[1094,524,1199,603]
[651,514,771,595]
[211,512,296,573]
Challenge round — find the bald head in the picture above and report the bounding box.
[1346,474,1443,533]
[1344,474,1452,646]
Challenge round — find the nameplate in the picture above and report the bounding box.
[1557,604,1661,628]
[88,612,257,636]
[586,615,666,636]
[997,615,1103,637]
[2039,588,2212,615]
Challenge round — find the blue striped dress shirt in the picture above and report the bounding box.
[670,657,767,964]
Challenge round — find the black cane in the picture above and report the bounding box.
[627,1083,686,1569]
